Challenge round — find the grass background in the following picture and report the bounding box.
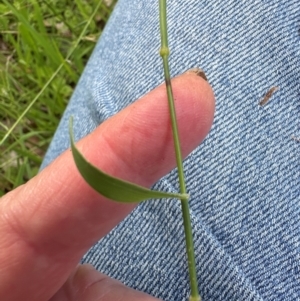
[0,0,116,196]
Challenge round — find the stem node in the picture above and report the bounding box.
[159,46,170,57]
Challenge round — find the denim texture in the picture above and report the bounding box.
[41,0,300,300]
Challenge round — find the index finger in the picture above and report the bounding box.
[0,72,214,301]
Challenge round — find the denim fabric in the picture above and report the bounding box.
[41,0,300,300]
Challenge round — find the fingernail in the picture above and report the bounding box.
[80,263,97,271]
[186,68,208,82]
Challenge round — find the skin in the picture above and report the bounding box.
[0,72,215,301]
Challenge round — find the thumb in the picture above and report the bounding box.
[50,264,161,301]
[0,70,214,301]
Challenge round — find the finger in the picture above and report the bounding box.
[0,71,214,301]
[50,264,161,301]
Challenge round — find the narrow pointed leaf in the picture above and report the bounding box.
[69,117,188,203]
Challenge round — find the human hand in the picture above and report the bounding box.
[0,71,214,301]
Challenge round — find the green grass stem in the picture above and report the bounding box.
[159,1,200,300]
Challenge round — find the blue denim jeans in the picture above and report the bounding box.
[41,1,300,300]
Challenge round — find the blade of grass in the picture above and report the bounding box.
[13,157,27,188]
[32,1,47,36]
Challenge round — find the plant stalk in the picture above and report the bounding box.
[158,1,200,301]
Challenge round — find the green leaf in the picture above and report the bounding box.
[69,117,188,203]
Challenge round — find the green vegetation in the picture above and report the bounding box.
[0,0,116,196]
